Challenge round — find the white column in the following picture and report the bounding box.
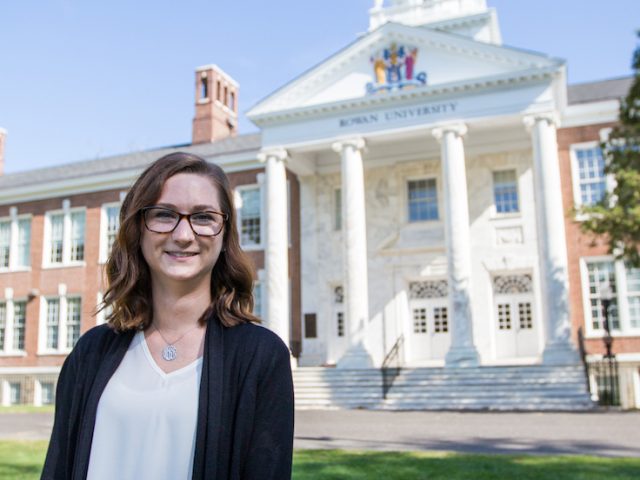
[257,149,291,352]
[524,114,579,364]
[332,138,373,368]
[432,124,479,366]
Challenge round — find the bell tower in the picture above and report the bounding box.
[192,65,239,145]
[369,0,501,44]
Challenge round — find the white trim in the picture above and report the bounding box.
[0,210,32,272]
[0,366,61,374]
[38,288,81,355]
[99,202,121,264]
[42,204,87,268]
[235,183,264,250]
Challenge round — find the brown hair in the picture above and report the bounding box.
[101,151,259,331]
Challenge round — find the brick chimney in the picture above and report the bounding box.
[0,128,6,176]
[192,65,239,144]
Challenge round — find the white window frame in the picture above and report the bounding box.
[491,168,520,217]
[43,200,86,268]
[235,184,264,250]
[581,256,640,338]
[570,141,614,213]
[38,284,82,355]
[0,207,32,272]
[0,288,27,357]
[99,202,122,264]
[405,176,440,224]
[253,269,265,321]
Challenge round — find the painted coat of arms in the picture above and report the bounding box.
[367,43,427,94]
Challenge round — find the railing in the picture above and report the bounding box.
[578,327,620,407]
[381,334,404,399]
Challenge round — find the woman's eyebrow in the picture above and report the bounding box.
[155,202,219,211]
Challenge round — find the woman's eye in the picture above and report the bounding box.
[191,213,215,224]
[153,210,177,221]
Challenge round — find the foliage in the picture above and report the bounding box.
[578,32,640,267]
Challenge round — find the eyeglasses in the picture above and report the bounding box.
[141,206,227,237]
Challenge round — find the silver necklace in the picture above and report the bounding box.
[153,324,200,361]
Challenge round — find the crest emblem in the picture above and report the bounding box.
[367,43,427,94]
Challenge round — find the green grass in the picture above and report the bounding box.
[1,442,639,480]
[0,406,54,414]
[0,441,48,480]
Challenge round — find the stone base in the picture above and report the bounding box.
[337,343,374,369]
[542,341,581,365]
[445,345,480,367]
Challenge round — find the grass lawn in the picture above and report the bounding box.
[0,406,54,414]
[1,441,639,479]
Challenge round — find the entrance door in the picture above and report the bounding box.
[327,285,347,364]
[407,298,451,363]
[493,275,539,359]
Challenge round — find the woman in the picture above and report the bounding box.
[41,152,294,480]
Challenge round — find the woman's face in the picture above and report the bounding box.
[140,173,225,292]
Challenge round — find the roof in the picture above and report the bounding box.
[0,133,262,190]
[567,76,633,105]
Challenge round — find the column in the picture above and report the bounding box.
[332,138,373,368]
[432,124,479,367]
[257,149,290,351]
[524,114,579,364]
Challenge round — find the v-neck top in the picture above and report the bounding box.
[87,330,203,480]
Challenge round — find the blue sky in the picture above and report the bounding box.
[1,0,637,174]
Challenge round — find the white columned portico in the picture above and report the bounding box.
[332,138,373,368]
[524,114,579,364]
[432,124,479,367]
[257,148,290,353]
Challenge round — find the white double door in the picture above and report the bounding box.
[407,299,451,363]
[494,293,539,358]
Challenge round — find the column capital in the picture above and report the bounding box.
[332,137,366,153]
[257,147,288,164]
[523,112,560,131]
[431,123,467,142]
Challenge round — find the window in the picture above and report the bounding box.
[41,382,55,405]
[0,212,31,270]
[9,382,21,405]
[200,76,208,100]
[493,170,519,214]
[229,91,235,110]
[100,204,120,263]
[13,301,26,351]
[573,146,606,206]
[583,258,640,334]
[337,312,345,337]
[413,308,427,333]
[304,313,317,339]
[334,188,342,231]
[43,295,82,352]
[408,179,438,222]
[0,299,27,353]
[0,303,5,350]
[237,187,261,247]
[45,203,85,266]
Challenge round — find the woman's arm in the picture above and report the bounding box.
[243,338,294,480]
[40,351,79,480]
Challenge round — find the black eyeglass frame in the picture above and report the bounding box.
[141,206,228,237]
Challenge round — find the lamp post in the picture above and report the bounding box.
[599,283,618,405]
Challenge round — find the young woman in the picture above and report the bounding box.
[41,152,294,480]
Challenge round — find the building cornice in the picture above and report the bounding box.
[250,65,561,127]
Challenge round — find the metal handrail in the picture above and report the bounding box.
[381,334,404,399]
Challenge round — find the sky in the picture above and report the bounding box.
[0,0,637,174]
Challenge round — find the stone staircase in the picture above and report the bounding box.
[293,365,595,411]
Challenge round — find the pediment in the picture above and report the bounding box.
[247,22,562,123]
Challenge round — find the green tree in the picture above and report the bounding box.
[578,32,640,267]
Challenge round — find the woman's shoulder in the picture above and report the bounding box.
[71,323,131,359]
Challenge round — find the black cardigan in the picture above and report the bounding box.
[41,317,294,480]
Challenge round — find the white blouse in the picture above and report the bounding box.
[87,330,203,480]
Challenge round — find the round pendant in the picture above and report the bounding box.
[162,345,177,361]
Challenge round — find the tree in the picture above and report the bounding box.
[578,32,640,267]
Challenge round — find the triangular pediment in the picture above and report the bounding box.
[247,22,562,124]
